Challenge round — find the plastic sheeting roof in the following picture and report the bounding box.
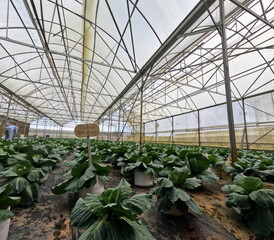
[0,0,273,126]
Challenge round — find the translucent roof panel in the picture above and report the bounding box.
[0,0,273,126]
[0,0,199,125]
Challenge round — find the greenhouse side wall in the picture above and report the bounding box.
[124,92,274,151]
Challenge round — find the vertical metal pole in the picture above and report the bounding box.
[139,78,144,146]
[242,99,249,149]
[219,0,237,162]
[60,126,63,138]
[198,110,201,147]
[3,95,12,134]
[43,118,46,137]
[110,115,112,141]
[155,120,158,144]
[87,136,92,165]
[4,95,12,128]
[35,116,39,136]
[23,108,29,136]
[172,116,174,145]
[118,108,121,142]
[143,123,145,143]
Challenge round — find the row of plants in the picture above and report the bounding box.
[2,138,273,238]
[63,140,274,238]
[0,138,76,239]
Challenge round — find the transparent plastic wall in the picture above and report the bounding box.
[244,93,274,151]
[141,92,274,151]
[174,112,199,146]
[157,118,172,144]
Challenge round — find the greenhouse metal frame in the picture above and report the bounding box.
[0,0,273,158]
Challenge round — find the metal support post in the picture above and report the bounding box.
[155,120,158,143]
[35,117,39,136]
[198,110,201,147]
[23,108,29,136]
[171,116,174,145]
[4,95,12,132]
[242,99,249,149]
[219,0,237,162]
[139,78,144,146]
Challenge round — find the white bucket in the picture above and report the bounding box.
[79,176,105,198]
[0,218,10,240]
[134,170,154,187]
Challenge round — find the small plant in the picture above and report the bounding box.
[51,161,110,195]
[70,179,155,240]
[222,174,274,236]
[0,184,21,222]
[186,152,219,184]
[150,167,202,215]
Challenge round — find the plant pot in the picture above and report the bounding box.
[0,218,10,240]
[161,202,188,216]
[134,170,154,187]
[79,177,105,198]
[41,172,49,182]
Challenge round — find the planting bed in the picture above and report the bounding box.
[8,159,274,240]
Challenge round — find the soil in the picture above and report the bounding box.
[8,159,274,240]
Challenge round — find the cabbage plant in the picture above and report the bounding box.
[70,179,155,240]
[222,174,274,236]
[0,184,21,222]
[150,167,202,214]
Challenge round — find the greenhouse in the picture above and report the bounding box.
[0,0,273,239]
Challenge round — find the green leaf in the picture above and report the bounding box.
[19,184,34,206]
[225,193,251,209]
[168,167,189,187]
[30,182,39,201]
[71,161,89,177]
[241,177,263,193]
[13,161,33,177]
[155,177,173,188]
[187,152,210,174]
[1,177,29,194]
[176,188,192,202]
[0,169,18,178]
[0,184,12,197]
[51,180,70,195]
[196,171,219,183]
[78,217,110,240]
[78,165,96,188]
[93,162,110,176]
[123,194,152,215]
[101,179,131,204]
[128,220,156,240]
[0,209,13,222]
[184,199,203,214]
[183,177,202,189]
[249,189,274,208]
[242,203,274,236]
[71,197,100,229]
[221,185,247,194]
[27,169,44,182]
[0,195,21,209]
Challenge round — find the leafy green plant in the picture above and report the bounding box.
[150,167,202,215]
[0,160,44,206]
[186,152,219,184]
[0,184,21,222]
[51,161,110,195]
[124,153,163,177]
[70,179,155,240]
[222,174,274,236]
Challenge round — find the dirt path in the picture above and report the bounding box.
[8,156,75,240]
